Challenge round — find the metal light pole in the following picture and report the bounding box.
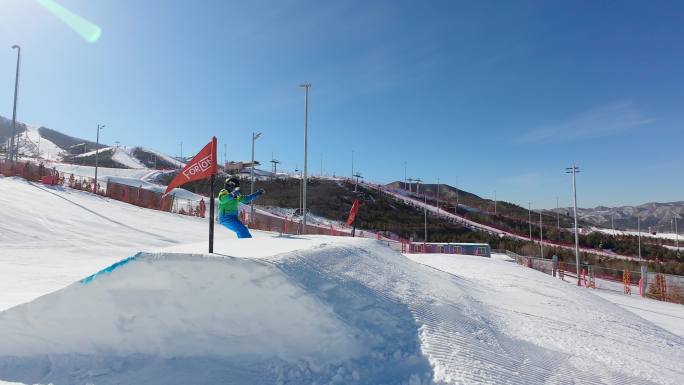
[675,216,679,257]
[437,178,441,214]
[539,210,544,258]
[528,201,532,240]
[566,165,581,286]
[250,131,261,217]
[8,45,20,162]
[556,196,560,233]
[494,190,497,215]
[637,216,642,261]
[295,168,303,220]
[424,192,428,242]
[300,83,310,233]
[351,150,354,183]
[404,162,407,190]
[93,124,104,192]
[455,176,459,214]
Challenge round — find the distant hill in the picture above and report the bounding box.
[386,181,578,229]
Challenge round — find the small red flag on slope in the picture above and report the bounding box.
[346,199,360,225]
[164,137,217,194]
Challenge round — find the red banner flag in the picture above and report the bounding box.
[164,137,217,194]
[346,199,360,225]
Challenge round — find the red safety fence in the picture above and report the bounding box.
[505,249,684,304]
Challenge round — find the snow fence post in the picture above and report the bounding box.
[640,265,648,297]
[552,255,558,277]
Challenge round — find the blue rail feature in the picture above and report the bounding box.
[80,252,142,284]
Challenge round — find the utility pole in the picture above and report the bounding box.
[299,83,311,233]
[566,165,581,286]
[612,214,615,234]
[406,177,414,193]
[223,143,227,166]
[250,131,262,218]
[540,210,544,258]
[93,124,104,193]
[528,201,532,240]
[8,45,20,162]
[415,178,422,194]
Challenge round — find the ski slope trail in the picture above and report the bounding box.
[1,238,682,384]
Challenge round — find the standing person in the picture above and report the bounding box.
[218,176,264,238]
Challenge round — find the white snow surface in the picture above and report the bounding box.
[1,176,683,384]
[22,125,64,161]
[74,147,146,169]
[594,227,684,242]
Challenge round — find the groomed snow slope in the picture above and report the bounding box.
[0,176,212,311]
[1,239,683,384]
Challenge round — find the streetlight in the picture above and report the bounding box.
[250,131,262,217]
[8,45,20,162]
[300,83,311,233]
[93,124,105,193]
[566,164,581,286]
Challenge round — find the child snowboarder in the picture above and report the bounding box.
[218,176,264,238]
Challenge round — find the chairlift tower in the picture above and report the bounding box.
[270,155,280,179]
[353,172,363,192]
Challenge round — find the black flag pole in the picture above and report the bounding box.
[209,173,215,253]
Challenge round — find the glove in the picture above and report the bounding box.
[257,188,266,195]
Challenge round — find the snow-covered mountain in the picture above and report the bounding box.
[1,115,182,169]
[555,202,684,233]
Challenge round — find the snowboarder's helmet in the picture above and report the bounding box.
[225,176,240,190]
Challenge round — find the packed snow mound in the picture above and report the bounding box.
[0,253,360,361]
[1,238,682,384]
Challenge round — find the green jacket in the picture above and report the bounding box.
[218,189,261,217]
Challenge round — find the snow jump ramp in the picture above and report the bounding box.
[0,238,682,384]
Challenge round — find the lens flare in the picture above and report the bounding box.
[35,0,102,43]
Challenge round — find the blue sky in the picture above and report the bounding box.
[1,0,682,209]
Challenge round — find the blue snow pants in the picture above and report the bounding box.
[219,214,252,238]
